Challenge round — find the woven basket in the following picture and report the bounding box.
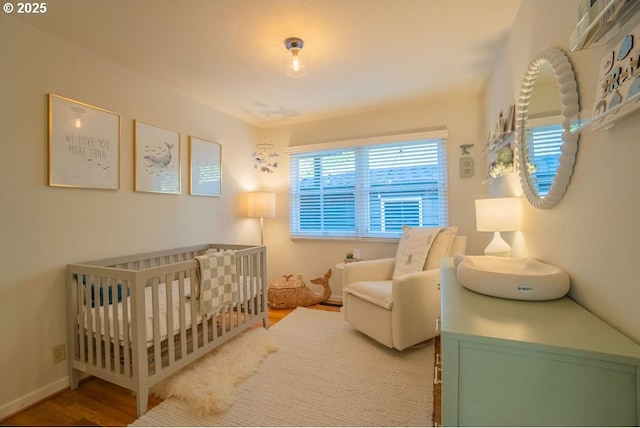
[268,276,309,309]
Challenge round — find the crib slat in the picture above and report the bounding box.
[87,275,96,368]
[203,307,210,347]
[249,253,256,315]
[221,306,227,335]
[95,279,104,369]
[190,274,199,352]
[243,254,249,317]
[165,272,175,367]
[244,254,253,317]
[151,277,161,375]
[103,277,112,372]
[259,251,265,315]
[260,249,268,320]
[244,254,252,319]
[122,280,131,378]
[112,277,121,375]
[76,276,87,369]
[177,273,187,361]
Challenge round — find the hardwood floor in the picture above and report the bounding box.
[0,305,340,427]
[2,304,443,427]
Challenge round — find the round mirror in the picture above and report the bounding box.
[515,48,579,209]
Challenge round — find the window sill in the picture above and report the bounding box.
[289,235,400,243]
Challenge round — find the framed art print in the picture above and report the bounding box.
[189,136,221,197]
[134,120,180,194]
[48,94,120,189]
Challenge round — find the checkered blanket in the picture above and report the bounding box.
[195,250,238,316]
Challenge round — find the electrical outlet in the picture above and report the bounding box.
[52,344,66,364]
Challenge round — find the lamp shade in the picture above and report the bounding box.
[475,197,521,232]
[246,191,276,219]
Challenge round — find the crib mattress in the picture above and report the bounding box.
[82,276,260,345]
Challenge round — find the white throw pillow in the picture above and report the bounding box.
[393,226,443,279]
[425,226,458,270]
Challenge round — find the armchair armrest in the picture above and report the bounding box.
[343,258,395,285]
[392,268,441,304]
[391,268,442,350]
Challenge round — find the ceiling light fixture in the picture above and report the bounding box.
[284,37,306,77]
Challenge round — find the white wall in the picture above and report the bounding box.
[0,16,262,417]
[258,92,489,298]
[486,0,640,343]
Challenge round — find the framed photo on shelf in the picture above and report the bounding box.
[189,136,222,197]
[485,104,516,179]
[591,21,640,129]
[48,94,120,189]
[134,120,180,194]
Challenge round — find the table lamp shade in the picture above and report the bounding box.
[247,192,276,219]
[475,197,521,257]
[475,197,521,232]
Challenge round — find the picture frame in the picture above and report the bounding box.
[48,94,120,189]
[189,136,222,197]
[134,120,180,194]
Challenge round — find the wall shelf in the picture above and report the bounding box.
[571,90,640,133]
[570,0,640,133]
[482,131,514,156]
[570,0,640,51]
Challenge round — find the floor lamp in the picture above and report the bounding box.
[475,197,521,257]
[246,191,276,245]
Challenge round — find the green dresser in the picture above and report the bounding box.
[439,257,640,426]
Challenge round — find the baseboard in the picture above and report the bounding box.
[329,294,343,303]
[0,376,69,421]
[319,300,343,308]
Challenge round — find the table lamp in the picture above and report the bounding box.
[475,197,521,257]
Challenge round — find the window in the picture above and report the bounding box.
[289,131,448,239]
[526,119,564,196]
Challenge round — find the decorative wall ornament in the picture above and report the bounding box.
[253,142,279,173]
[459,144,475,178]
[460,157,475,179]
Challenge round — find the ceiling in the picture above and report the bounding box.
[18,0,521,128]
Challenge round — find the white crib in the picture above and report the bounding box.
[66,244,268,417]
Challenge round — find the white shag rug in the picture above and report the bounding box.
[150,327,278,417]
[131,306,434,427]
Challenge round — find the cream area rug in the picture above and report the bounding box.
[131,307,434,427]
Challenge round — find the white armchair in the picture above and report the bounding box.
[342,227,467,351]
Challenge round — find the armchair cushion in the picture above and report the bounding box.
[392,226,443,278]
[344,280,392,309]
